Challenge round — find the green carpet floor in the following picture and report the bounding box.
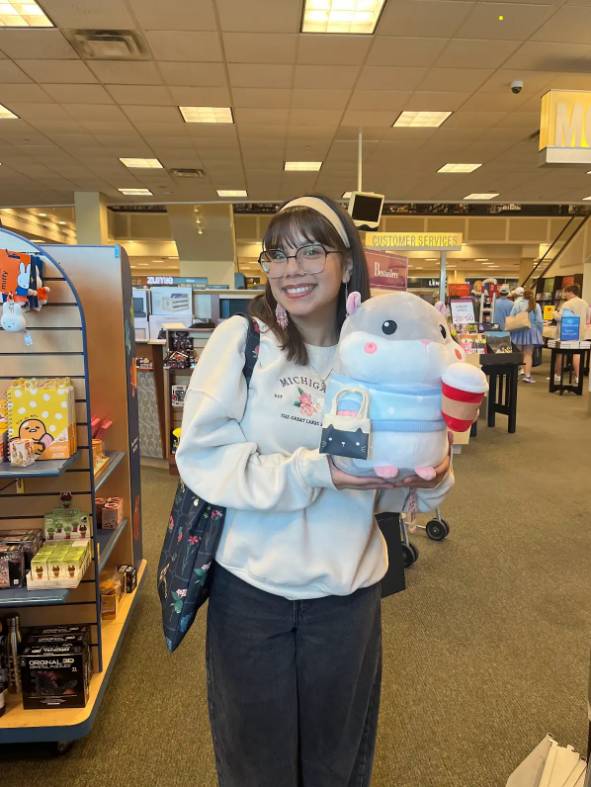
[1,365,590,786]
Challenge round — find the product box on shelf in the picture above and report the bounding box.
[0,529,43,570]
[100,571,122,620]
[0,544,26,589]
[20,640,91,709]
[28,540,91,588]
[6,377,77,461]
[44,509,90,541]
[0,397,8,461]
[100,497,124,530]
[118,564,137,594]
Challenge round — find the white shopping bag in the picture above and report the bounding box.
[506,736,587,787]
[506,735,556,787]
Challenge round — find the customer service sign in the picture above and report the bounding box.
[365,232,462,251]
[539,90,591,164]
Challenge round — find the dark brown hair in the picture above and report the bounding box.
[565,283,581,297]
[523,288,536,312]
[249,194,370,365]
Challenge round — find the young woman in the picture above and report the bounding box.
[509,286,543,384]
[175,194,454,787]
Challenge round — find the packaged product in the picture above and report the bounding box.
[100,571,122,620]
[8,438,36,467]
[20,641,90,709]
[44,509,89,541]
[6,377,77,461]
[0,530,43,570]
[27,540,90,588]
[0,544,26,589]
[0,397,7,461]
[118,564,138,594]
[100,497,123,529]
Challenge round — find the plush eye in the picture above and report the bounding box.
[440,325,447,339]
[382,320,397,335]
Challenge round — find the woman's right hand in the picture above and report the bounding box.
[328,457,397,491]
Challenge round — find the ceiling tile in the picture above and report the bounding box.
[503,41,591,71]
[0,30,78,60]
[418,67,494,92]
[288,108,342,126]
[122,106,187,126]
[291,89,351,109]
[217,0,302,32]
[16,60,95,84]
[41,0,136,27]
[367,37,447,67]
[0,85,51,103]
[106,85,173,105]
[6,103,69,121]
[341,109,397,127]
[43,84,114,103]
[435,38,521,68]
[294,65,360,89]
[168,86,232,105]
[357,66,427,91]
[146,31,223,61]
[348,89,410,111]
[296,35,371,65]
[405,91,470,110]
[444,111,507,129]
[126,0,217,30]
[160,62,227,87]
[0,61,32,83]
[235,108,290,126]
[64,104,128,122]
[87,61,162,85]
[224,33,297,64]
[228,63,294,89]
[456,2,555,40]
[378,1,474,37]
[233,88,291,108]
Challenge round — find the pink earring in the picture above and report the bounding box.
[275,303,289,329]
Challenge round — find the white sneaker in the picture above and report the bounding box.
[523,376,536,384]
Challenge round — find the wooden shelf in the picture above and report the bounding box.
[96,520,128,572]
[94,450,125,492]
[0,585,70,608]
[0,451,80,479]
[0,559,147,743]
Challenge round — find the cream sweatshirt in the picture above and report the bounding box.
[175,316,454,600]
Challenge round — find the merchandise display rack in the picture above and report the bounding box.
[0,232,145,748]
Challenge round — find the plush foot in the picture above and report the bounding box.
[375,465,399,479]
[414,466,436,481]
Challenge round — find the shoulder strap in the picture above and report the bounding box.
[240,314,260,387]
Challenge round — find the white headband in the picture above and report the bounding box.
[279,196,350,248]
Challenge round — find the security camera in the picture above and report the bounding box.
[511,80,524,95]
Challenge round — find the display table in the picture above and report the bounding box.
[479,351,523,434]
[548,340,591,396]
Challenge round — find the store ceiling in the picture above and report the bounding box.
[0,0,590,206]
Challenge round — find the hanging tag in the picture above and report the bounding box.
[24,331,33,346]
[320,387,371,459]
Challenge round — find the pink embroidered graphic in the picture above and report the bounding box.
[210,509,223,520]
[168,515,174,532]
[294,389,320,417]
[188,535,200,545]
[177,529,183,543]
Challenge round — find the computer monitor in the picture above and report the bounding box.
[347,191,385,230]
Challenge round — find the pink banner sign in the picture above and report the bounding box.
[365,249,408,291]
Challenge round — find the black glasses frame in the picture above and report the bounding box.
[258,242,340,276]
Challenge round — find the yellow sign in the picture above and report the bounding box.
[539,90,591,164]
[365,232,462,251]
[543,305,555,321]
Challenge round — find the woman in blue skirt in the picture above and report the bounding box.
[509,287,543,383]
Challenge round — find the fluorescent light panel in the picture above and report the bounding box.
[217,189,247,197]
[438,163,482,174]
[118,188,153,196]
[476,258,489,262]
[0,103,18,119]
[342,191,352,199]
[464,193,499,200]
[393,111,451,128]
[0,1,53,27]
[284,161,322,171]
[180,106,233,124]
[302,0,385,34]
[119,157,163,169]
[583,195,591,201]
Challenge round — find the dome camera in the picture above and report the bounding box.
[511,80,524,95]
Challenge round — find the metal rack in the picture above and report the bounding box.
[0,231,145,748]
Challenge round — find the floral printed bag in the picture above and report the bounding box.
[157,316,260,652]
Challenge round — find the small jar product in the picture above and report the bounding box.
[8,439,36,467]
[95,498,106,527]
[92,438,104,463]
[101,503,119,530]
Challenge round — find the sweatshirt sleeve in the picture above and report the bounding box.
[175,316,335,512]
[375,468,455,514]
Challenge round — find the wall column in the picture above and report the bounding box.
[168,204,236,287]
[74,192,110,245]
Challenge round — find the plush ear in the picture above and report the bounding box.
[346,291,362,316]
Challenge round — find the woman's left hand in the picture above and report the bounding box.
[396,433,453,489]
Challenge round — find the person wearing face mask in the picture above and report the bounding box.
[175,195,454,787]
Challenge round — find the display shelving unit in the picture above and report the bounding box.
[0,232,145,748]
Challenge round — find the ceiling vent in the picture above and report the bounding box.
[66,30,150,60]
[169,168,206,178]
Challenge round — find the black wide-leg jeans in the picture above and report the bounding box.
[206,564,382,787]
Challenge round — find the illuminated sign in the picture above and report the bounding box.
[147,276,174,285]
[539,90,591,164]
[365,232,462,251]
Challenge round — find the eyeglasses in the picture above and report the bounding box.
[258,243,341,279]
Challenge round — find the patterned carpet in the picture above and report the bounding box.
[1,364,590,787]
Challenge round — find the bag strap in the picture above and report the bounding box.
[239,314,260,387]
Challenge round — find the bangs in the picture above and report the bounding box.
[263,207,345,251]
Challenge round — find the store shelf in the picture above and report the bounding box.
[0,560,147,743]
[96,519,128,572]
[0,451,80,479]
[0,585,70,608]
[94,451,125,491]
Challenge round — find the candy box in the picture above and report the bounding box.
[8,438,36,467]
[44,509,89,541]
[0,529,43,570]
[20,642,90,709]
[0,544,26,589]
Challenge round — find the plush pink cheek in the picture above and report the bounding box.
[420,339,432,346]
[364,342,377,354]
[454,349,463,360]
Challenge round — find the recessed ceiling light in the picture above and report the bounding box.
[119,158,163,169]
[118,188,153,196]
[217,189,247,198]
[37,212,48,218]
[583,195,591,200]
[284,161,322,171]
[301,0,386,34]
[0,103,18,119]
[180,106,233,124]
[0,1,53,27]
[425,257,438,261]
[476,258,489,262]
[393,111,451,128]
[464,193,499,200]
[438,163,482,174]
[58,220,68,226]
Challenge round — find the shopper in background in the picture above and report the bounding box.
[557,283,589,382]
[493,283,513,329]
[508,287,543,384]
[175,195,453,787]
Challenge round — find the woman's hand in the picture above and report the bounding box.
[328,457,399,491]
[398,433,453,489]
